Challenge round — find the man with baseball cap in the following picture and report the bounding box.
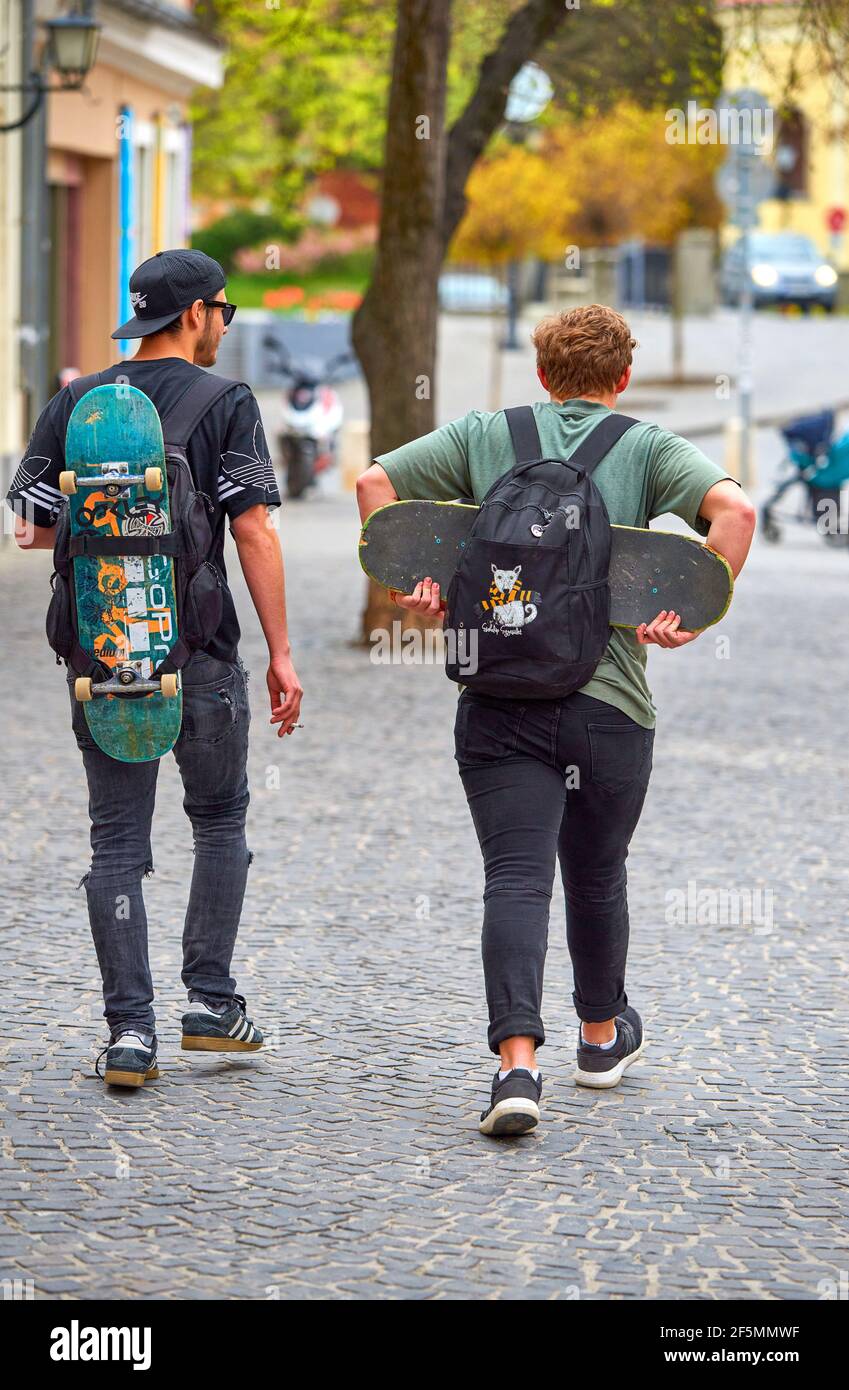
[113,248,238,340]
[7,248,304,1087]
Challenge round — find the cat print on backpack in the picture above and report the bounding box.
[482,564,539,636]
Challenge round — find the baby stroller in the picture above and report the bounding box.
[761,410,849,545]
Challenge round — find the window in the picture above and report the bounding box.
[774,107,808,200]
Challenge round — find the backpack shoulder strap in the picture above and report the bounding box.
[159,372,245,449]
[568,413,640,477]
[67,371,102,404]
[504,405,542,464]
[505,405,640,477]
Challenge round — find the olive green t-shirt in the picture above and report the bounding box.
[376,399,734,729]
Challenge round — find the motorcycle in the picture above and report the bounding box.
[263,335,355,500]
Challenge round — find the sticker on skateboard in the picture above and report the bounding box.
[359,500,733,632]
[63,384,182,762]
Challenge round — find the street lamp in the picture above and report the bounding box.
[0,6,101,133]
[44,12,102,88]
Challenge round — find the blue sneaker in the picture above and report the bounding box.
[96,1031,159,1089]
[181,995,263,1052]
[575,1005,645,1089]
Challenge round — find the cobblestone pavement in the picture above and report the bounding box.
[2,452,849,1301]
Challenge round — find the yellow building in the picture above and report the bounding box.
[718,0,849,268]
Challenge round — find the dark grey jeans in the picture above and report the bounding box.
[455,690,654,1053]
[69,653,252,1040]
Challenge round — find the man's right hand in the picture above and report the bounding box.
[389,577,445,622]
[268,653,304,737]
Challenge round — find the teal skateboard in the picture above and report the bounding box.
[62,384,182,762]
[359,500,733,632]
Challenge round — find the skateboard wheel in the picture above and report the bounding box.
[59,471,77,495]
[74,677,93,703]
[144,467,163,493]
[160,673,179,699]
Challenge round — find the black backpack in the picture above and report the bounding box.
[444,405,638,699]
[46,369,244,680]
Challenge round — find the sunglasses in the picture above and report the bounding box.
[204,300,237,325]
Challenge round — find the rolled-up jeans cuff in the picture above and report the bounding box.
[487,1013,545,1055]
[572,990,627,1024]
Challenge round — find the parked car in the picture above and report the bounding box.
[438,272,509,313]
[720,232,838,312]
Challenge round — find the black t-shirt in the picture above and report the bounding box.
[5,357,281,662]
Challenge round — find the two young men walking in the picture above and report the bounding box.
[10,277,753,1131]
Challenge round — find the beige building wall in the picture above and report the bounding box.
[720,1,849,268]
[46,66,194,374]
[36,0,222,377]
[0,0,24,451]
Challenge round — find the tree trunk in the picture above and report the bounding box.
[353,0,572,642]
[353,0,451,641]
[353,0,451,458]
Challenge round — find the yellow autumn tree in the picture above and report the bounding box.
[449,103,723,265]
[546,103,724,247]
[448,141,578,266]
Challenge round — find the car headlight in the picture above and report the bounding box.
[815,264,838,288]
[751,263,779,288]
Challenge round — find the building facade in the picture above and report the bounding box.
[2,1,223,451]
[40,0,223,384]
[719,0,849,268]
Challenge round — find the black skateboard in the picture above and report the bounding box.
[359,500,733,632]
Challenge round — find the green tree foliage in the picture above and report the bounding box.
[192,209,295,271]
[539,0,722,120]
[190,0,724,219]
[190,0,396,218]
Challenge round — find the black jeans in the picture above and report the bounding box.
[455,690,654,1053]
[69,653,252,1039]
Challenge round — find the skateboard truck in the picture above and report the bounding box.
[59,462,163,497]
[74,667,180,703]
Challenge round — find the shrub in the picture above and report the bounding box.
[192,210,295,274]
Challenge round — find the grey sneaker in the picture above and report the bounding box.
[96,1031,159,1088]
[575,1005,645,1089]
[479,1068,542,1137]
[181,995,263,1052]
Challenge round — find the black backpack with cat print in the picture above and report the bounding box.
[444,406,638,699]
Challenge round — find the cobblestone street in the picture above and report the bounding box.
[2,454,849,1300]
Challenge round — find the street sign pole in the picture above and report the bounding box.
[738,152,755,493]
[715,89,774,494]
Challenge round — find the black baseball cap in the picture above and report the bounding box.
[112,248,226,339]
